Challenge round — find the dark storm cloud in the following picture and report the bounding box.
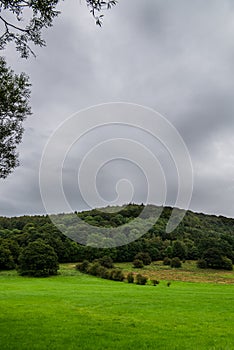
[1,0,234,217]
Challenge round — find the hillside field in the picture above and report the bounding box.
[0,265,233,350]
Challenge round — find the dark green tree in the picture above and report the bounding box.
[0,245,15,270]
[134,252,151,265]
[0,238,21,263]
[0,57,31,178]
[172,240,187,260]
[18,239,59,277]
[203,248,233,270]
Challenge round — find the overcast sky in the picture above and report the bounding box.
[1,0,234,218]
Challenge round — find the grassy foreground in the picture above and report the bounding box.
[0,266,233,350]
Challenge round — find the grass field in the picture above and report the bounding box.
[115,260,234,284]
[0,265,233,350]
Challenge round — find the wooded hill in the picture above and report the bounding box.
[0,204,233,271]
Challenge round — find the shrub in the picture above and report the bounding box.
[98,256,114,268]
[76,260,90,273]
[97,265,110,279]
[170,257,182,268]
[221,257,233,271]
[163,257,171,266]
[109,269,125,281]
[135,252,151,265]
[87,262,102,276]
[151,279,160,286]
[127,272,134,283]
[133,259,144,268]
[135,274,147,285]
[197,259,207,269]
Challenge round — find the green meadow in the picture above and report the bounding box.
[0,266,233,350]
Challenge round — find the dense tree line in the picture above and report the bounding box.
[0,204,233,274]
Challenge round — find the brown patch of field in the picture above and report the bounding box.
[117,261,234,284]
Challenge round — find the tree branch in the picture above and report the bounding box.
[0,15,29,33]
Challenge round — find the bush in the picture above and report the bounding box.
[221,257,233,271]
[170,257,182,268]
[151,279,160,286]
[97,265,110,279]
[76,260,90,273]
[109,269,125,281]
[98,256,114,268]
[135,252,151,265]
[135,274,147,285]
[197,259,207,269]
[133,259,144,268]
[87,262,102,276]
[163,257,171,266]
[18,239,58,277]
[127,272,134,283]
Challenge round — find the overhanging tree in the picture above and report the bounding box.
[0,0,117,178]
[0,0,118,58]
[0,56,31,178]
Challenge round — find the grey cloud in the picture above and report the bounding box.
[0,0,234,218]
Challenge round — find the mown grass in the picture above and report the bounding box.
[0,266,233,350]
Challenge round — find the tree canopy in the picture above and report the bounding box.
[0,56,31,178]
[18,239,59,277]
[0,0,118,58]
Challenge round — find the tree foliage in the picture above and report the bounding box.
[202,247,233,270]
[0,204,234,272]
[0,1,117,178]
[86,0,118,26]
[0,245,15,269]
[0,57,31,178]
[0,0,60,58]
[0,0,118,58]
[18,239,59,277]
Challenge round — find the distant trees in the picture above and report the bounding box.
[134,252,151,266]
[0,245,15,270]
[0,238,20,270]
[0,204,234,275]
[18,239,59,277]
[171,240,187,260]
[197,248,233,271]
